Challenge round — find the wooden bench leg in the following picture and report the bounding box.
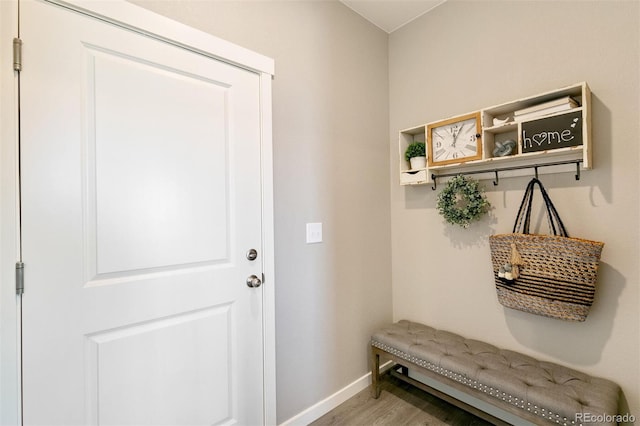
[370,346,381,399]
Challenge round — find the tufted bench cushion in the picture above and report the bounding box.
[371,321,620,426]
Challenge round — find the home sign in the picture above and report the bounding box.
[521,111,582,153]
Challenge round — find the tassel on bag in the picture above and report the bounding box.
[498,243,524,281]
[509,243,524,279]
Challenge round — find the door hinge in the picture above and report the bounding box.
[13,37,22,72]
[16,262,24,295]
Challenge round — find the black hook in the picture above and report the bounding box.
[493,170,499,186]
[431,174,437,190]
[575,162,581,180]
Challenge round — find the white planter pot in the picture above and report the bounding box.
[409,156,426,170]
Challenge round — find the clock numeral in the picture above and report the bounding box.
[436,141,442,149]
[469,134,476,142]
[452,152,459,159]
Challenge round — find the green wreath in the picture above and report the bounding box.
[436,175,490,228]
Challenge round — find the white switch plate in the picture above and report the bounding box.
[306,223,322,244]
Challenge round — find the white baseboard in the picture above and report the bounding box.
[278,361,392,426]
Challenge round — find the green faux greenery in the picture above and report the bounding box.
[436,175,490,228]
[404,142,426,161]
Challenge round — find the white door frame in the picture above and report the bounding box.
[0,1,276,424]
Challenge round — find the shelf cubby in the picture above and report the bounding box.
[399,125,427,185]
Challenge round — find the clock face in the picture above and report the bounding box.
[428,113,482,166]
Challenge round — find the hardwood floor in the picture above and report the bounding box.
[309,373,494,426]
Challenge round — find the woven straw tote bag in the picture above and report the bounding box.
[489,178,604,321]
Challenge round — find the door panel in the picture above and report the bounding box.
[87,45,231,277]
[20,1,264,424]
[86,305,233,425]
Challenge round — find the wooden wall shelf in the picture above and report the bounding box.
[399,82,592,186]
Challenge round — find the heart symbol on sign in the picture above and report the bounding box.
[532,133,546,146]
[571,118,579,128]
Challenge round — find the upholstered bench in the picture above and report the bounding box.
[371,321,620,426]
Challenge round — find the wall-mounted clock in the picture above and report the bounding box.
[427,111,482,167]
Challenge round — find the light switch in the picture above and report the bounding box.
[306,223,322,244]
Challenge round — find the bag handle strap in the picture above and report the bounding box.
[512,178,569,237]
[522,179,558,235]
[513,179,535,233]
[514,178,568,236]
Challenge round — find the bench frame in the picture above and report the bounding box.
[371,344,555,426]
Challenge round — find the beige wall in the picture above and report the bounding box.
[131,1,392,423]
[390,0,639,419]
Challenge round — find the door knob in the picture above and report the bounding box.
[246,274,262,288]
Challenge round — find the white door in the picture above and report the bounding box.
[20,1,268,424]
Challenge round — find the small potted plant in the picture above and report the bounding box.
[405,142,426,170]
